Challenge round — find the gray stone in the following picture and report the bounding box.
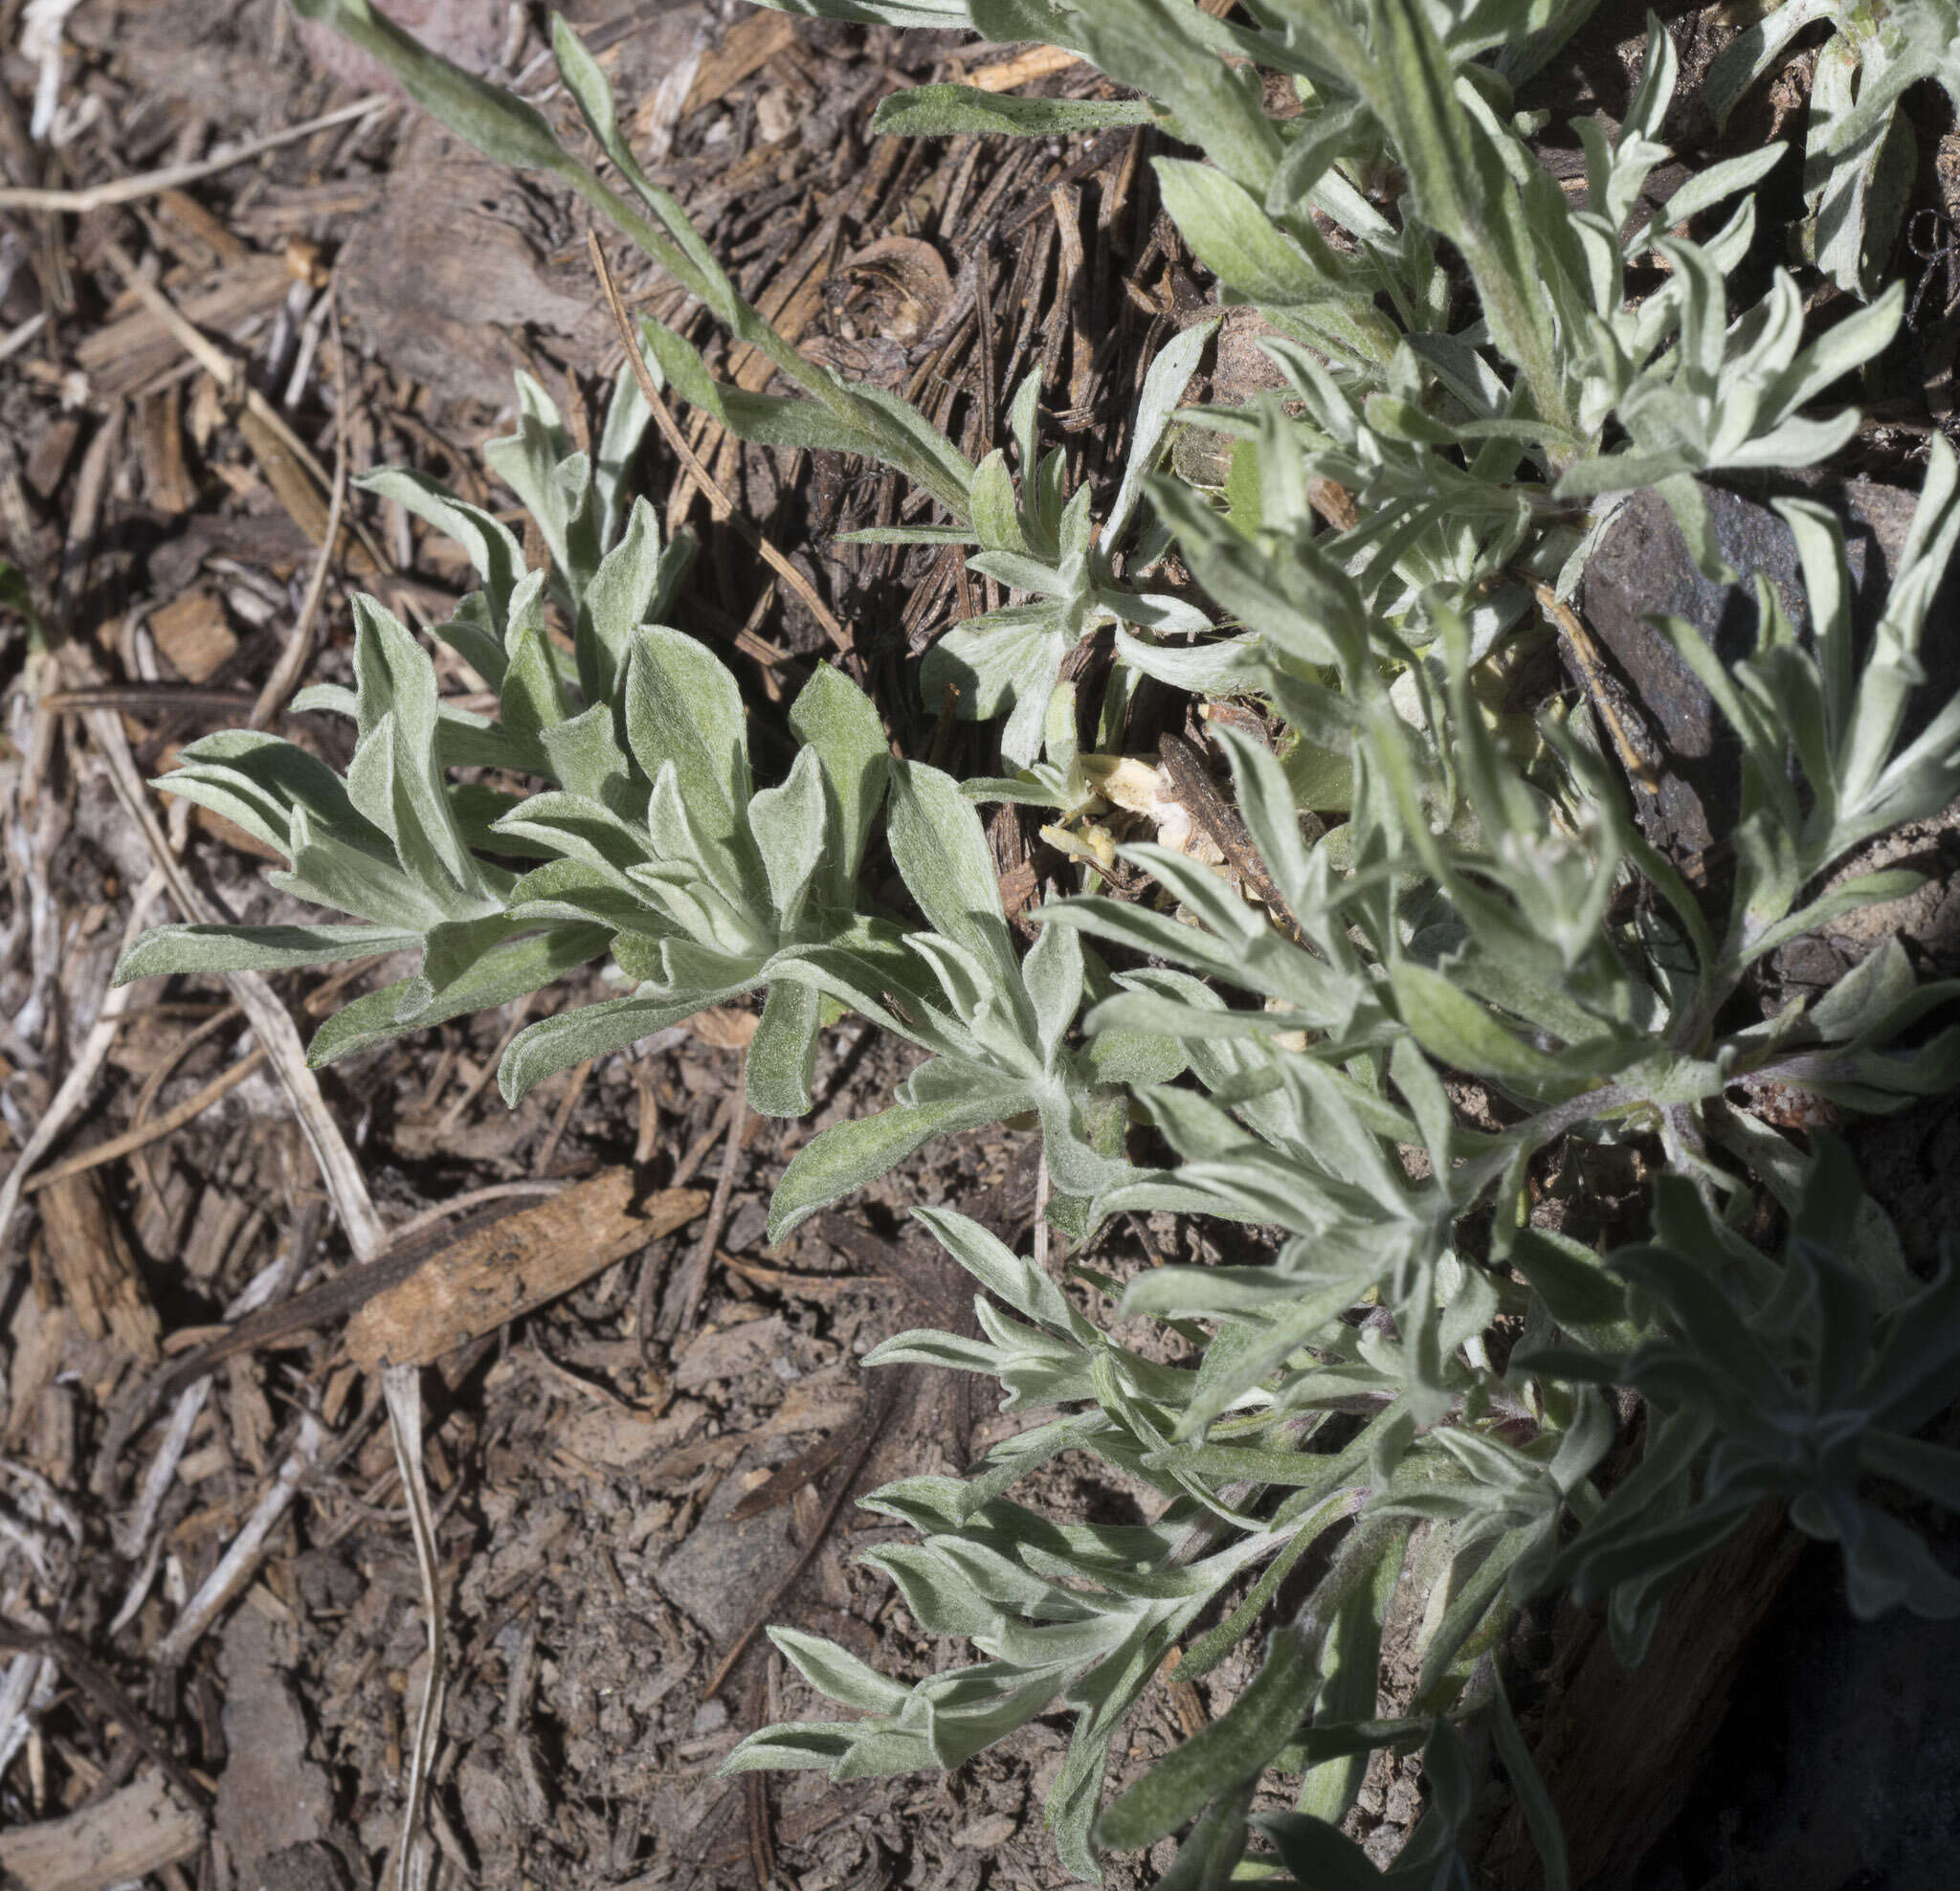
[652,1460,800,1642]
[1637,1548,1960,1890]
[238,1842,356,1891]
[1577,478,1958,867]
[214,1609,334,1878]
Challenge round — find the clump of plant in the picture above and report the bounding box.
[116,1,1960,1882]
[1704,0,1960,299]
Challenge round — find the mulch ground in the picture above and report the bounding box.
[2,3,1958,1889]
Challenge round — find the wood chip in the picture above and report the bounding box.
[35,1173,162,1365]
[0,1771,202,1891]
[76,256,290,400]
[966,45,1081,92]
[684,1006,760,1050]
[137,387,194,516]
[148,590,236,684]
[235,400,375,572]
[345,1170,707,1369]
[681,11,799,117]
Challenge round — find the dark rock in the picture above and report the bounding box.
[1636,1544,1960,1891]
[1581,485,1821,863]
[239,1841,357,1891]
[652,1455,800,1642]
[214,1609,335,1880]
[1576,479,1958,867]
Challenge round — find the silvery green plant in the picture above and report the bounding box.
[724,456,1960,1876]
[1704,0,1960,300]
[118,1,1960,1885]
[114,384,1162,1222]
[871,329,1221,768]
[759,757,1185,1240]
[115,360,699,1068]
[1525,1138,1960,1651]
[112,357,915,1122]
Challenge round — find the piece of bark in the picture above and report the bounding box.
[234,403,374,573]
[1481,1501,1804,1891]
[0,1771,203,1891]
[345,1171,706,1369]
[679,8,799,116]
[35,1172,162,1365]
[138,387,194,516]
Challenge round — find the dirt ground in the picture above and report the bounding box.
[2,3,1959,1889]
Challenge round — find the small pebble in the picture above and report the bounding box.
[691,1700,727,1736]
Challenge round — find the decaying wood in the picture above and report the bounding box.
[0,1622,207,1813]
[33,1172,163,1364]
[346,1170,707,1370]
[0,1770,203,1891]
[679,9,798,118]
[74,255,290,398]
[146,588,237,684]
[1482,1501,1805,1891]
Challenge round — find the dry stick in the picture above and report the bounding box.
[1533,580,1663,799]
[152,1415,325,1671]
[24,1047,266,1194]
[635,1085,737,1361]
[531,1057,593,1178]
[41,683,256,715]
[0,96,389,212]
[435,990,539,1131]
[124,999,241,1208]
[663,1062,748,1339]
[82,702,387,1261]
[383,1368,445,1891]
[586,230,858,661]
[0,1623,207,1813]
[252,287,346,728]
[0,872,164,1257]
[112,1380,209,1568]
[386,1179,567,1251]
